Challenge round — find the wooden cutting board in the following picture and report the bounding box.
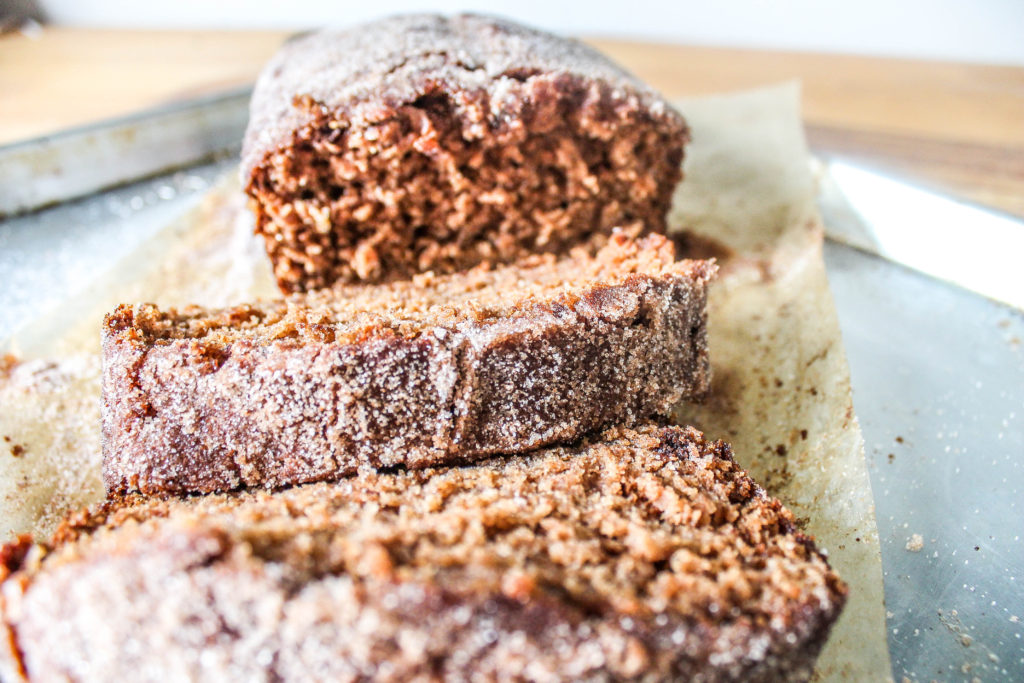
[2,28,1022,217]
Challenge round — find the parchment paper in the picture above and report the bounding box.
[671,84,890,681]
[0,83,889,680]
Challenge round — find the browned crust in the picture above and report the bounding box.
[2,424,847,681]
[101,238,714,495]
[241,14,683,182]
[242,14,689,291]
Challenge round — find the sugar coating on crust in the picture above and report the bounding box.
[101,234,716,495]
[242,13,689,291]
[1,424,847,682]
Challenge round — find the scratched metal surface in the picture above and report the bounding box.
[824,241,1024,682]
[0,88,250,216]
[0,89,248,343]
[0,158,237,345]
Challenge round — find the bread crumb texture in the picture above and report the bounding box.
[242,14,688,291]
[1,424,845,681]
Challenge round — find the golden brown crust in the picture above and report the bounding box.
[101,234,715,496]
[242,14,689,292]
[2,424,846,681]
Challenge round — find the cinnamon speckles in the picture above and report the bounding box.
[3,433,25,457]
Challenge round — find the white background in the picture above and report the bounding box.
[32,0,1024,67]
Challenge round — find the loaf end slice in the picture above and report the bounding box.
[2,424,847,681]
[243,13,689,292]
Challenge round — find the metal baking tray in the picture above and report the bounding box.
[1,94,1021,682]
[823,244,1023,681]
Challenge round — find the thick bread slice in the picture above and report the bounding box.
[101,233,715,495]
[243,13,688,292]
[1,424,846,682]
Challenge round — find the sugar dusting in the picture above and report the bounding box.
[0,177,272,537]
[4,425,845,680]
[102,234,714,495]
[0,355,103,538]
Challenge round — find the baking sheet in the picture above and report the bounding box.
[0,87,249,216]
[0,161,235,342]
[0,84,889,680]
[823,242,1023,682]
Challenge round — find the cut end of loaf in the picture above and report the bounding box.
[102,232,714,348]
[247,80,686,292]
[242,14,688,292]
